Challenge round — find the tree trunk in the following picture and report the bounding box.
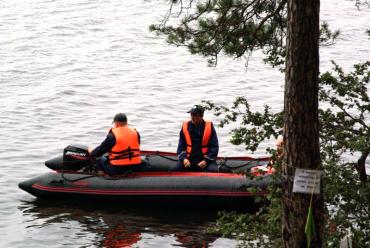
[282,0,323,247]
[356,151,369,183]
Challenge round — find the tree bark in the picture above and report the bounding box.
[356,151,369,183]
[282,0,323,247]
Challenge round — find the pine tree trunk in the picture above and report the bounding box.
[282,0,324,247]
[357,151,369,183]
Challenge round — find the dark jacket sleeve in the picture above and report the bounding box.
[205,123,219,162]
[136,130,141,144]
[177,128,187,161]
[91,132,116,158]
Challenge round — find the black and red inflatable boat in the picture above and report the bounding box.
[19,145,275,208]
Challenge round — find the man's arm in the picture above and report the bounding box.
[176,129,187,161]
[90,132,116,158]
[136,131,141,144]
[205,123,219,162]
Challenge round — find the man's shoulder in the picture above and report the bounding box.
[107,132,115,140]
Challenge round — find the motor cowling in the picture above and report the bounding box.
[63,145,90,170]
[45,145,91,171]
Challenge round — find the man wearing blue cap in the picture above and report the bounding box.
[173,105,219,172]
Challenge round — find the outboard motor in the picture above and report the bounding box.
[63,145,90,170]
[45,145,91,171]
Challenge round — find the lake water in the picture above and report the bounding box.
[1,0,369,247]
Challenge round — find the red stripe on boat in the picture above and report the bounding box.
[32,184,267,196]
[115,172,248,178]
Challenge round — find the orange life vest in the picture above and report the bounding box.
[109,126,141,166]
[182,120,212,157]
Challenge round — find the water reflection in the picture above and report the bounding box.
[19,199,225,248]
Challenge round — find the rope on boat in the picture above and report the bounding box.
[146,151,263,170]
[60,173,96,183]
[59,158,97,183]
[218,159,260,170]
[145,151,179,162]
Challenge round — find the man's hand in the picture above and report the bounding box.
[183,159,191,168]
[87,147,93,155]
[197,160,207,169]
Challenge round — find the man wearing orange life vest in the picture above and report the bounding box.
[173,105,219,172]
[88,113,144,175]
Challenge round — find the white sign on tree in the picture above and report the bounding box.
[293,168,322,194]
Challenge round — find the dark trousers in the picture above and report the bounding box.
[171,160,219,172]
[96,156,146,176]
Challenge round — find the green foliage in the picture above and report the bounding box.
[205,62,370,247]
[355,0,370,9]
[322,158,370,247]
[204,97,283,152]
[319,22,340,46]
[150,0,338,68]
[319,61,370,247]
[319,61,370,156]
[151,2,367,247]
[211,190,283,247]
[150,0,287,67]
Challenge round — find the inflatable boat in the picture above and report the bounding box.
[19,145,275,208]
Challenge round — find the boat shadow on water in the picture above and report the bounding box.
[18,198,258,247]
